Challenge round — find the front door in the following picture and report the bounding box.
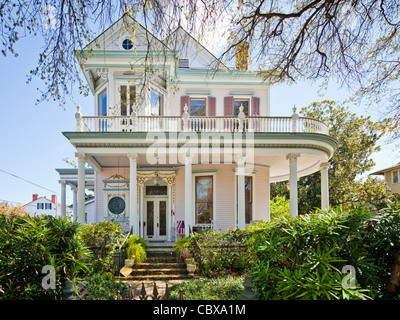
[144,198,168,241]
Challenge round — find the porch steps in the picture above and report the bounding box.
[122,247,192,281]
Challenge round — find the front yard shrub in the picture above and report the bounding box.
[248,202,400,300]
[84,273,129,300]
[125,235,148,264]
[76,220,124,274]
[189,228,253,278]
[0,214,92,300]
[170,276,244,300]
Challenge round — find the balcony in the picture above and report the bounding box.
[74,106,329,135]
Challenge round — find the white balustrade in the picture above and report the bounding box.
[79,115,329,135]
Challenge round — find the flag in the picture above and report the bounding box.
[177,220,185,234]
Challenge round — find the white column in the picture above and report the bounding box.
[139,184,144,238]
[76,152,86,224]
[320,162,330,211]
[236,156,246,229]
[128,154,138,235]
[184,154,192,236]
[59,180,66,218]
[71,186,78,221]
[287,153,300,217]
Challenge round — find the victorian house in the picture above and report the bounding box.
[57,14,337,243]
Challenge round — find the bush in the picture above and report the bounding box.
[84,273,129,300]
[248,203,400,300]
[170,276,244,300]
[189,228,252,278]
[0,214,92,300]
[269,195,290,220]
[77,221,124,274]
[125,235,148,265]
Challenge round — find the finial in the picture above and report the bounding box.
[292,105,297,114]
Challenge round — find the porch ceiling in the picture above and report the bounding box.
[88,152,325,182]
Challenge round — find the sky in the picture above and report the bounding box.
[0,15,399,207]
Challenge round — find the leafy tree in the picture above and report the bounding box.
[271,100,392,213]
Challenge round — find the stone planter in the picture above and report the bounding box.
[124,258,135,268]
[186,263,197,276]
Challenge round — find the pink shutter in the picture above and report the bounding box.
[251,97,260,132]
[180,96,190,115]
[224,96,234,131]
[208,96,216,130]
[224,96,234,116]
[251,97,260,115]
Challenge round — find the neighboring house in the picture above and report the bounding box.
[24,194,61,218]
[370,162,400,194]
[58,14,337,242]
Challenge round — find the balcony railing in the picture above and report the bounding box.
[74,106,329,135]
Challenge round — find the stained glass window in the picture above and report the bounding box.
[108,197,126,215]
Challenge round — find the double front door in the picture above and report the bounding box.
[144,197,168,240]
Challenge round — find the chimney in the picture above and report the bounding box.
[236,42,249,71]
[51,195,57,204]
[33,194,38,201]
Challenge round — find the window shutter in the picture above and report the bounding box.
[180,96,190,115]
[251,97,260,116]
[224,96,234,116]
[207,96,216,116]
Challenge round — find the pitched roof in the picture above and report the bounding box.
[369,162,400,175]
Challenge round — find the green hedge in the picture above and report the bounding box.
[248,204,400,300]
[0,214,92,299]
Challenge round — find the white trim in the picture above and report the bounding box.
[192,171,217,226]
[234,172,255,227]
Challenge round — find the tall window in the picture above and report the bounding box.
[195,176,213,224]
[150,89,162,115]
[190,98,206,116]
[234,99,249,116]
[393,170,399,184]
[237,176,253,224]
[120,85,136,116]
[98,89,107,116]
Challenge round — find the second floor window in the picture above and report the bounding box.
[98,89,107,116]
[234,99,249,116]
[190,98,206,116]
[151,90,162,116]
[120,85,136,116]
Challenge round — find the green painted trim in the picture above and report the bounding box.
[192,169,218,173]
[103,179,130,183]
[171,81,269,86]
[233,169,257,174]
[229,91,255,95]
[55,168,95,174]
[113,75,143,79]
[185,90,211,95]
[82,49,176,59]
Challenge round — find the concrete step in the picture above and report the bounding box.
[118,274,193,281]
[140,262,186,269]
[131,267,187,276]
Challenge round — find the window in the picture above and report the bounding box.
[120,85,136,116]
[37,203,44,210]
[122,38,133,50]
[237,176,253,224]
[146,186,167,196]
[45,203,52,210]
[98,89,107,116]
[195,176,213,224]
[393,170,399,184]
[234,99,249,116]
[190,98,206,116]
[150,89,162,116]
[178,59,189,68]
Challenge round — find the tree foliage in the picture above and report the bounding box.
[271,100,392,213]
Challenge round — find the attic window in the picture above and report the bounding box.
[179,59,189,68]
[122,39,133,50]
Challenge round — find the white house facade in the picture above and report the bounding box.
[59,14,337,242]
[24,194,62,218]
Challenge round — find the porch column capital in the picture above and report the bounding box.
[320,162,330,170]
[286,153,300,161]
[127,153,138,162]
[75,152,87,162]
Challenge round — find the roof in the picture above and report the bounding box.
[23,196,61,207]
[369,162,400,175]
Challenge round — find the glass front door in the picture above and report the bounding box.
[144,198,168,240]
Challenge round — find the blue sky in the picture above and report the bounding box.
[0,21,398,207]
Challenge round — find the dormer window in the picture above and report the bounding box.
[120,85,136,116]
[98,89,107,116]
[122,38,133,50]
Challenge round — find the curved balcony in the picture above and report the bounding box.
[75,108,329,136]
